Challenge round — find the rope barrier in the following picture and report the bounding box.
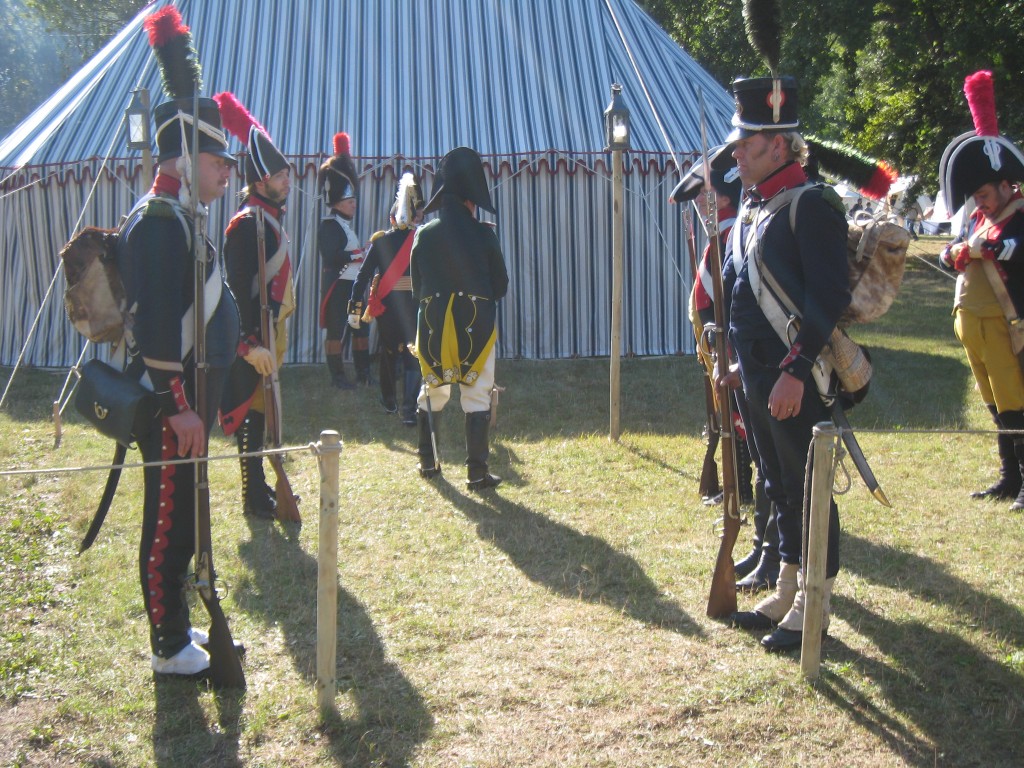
[0,424,1017,481]
[0,442,320,478]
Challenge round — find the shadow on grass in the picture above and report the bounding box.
[152,679,243,768]
[821,602,1023,767]
[236,520,433,768]
[817,534,1024,767]
[842,533,1024,647]
[427,477,704,637]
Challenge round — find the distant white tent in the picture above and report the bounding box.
[0,0,734,369]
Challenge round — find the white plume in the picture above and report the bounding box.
[393,172,417,227]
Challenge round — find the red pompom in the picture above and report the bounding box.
[213,92,269,143]
[144,5,189,48]
[859,161,898,200]
[964,70,998,137]
[333,132,350,157]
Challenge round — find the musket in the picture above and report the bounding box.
[190,88,246,689]
[697,91,742,619]
[830,401,891,507]
[255,208,301,523]
[682,206,721,500]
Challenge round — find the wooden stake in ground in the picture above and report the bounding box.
[316,430,342,712]
[801,421,839,680]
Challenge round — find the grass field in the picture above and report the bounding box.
[2,237,1023,767]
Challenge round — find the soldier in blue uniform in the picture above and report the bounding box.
[720,77,850,651]
[411,147,509,490]
[117,6,240,676]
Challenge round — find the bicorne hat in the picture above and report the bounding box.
[939,70,1024,212]
[423,147,495,215]
[670,144,742,204]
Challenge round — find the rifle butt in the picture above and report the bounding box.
[199,593,246,690]
[706,497,741,618]
[268,455,301,522]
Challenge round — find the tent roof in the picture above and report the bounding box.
[0,0,734,172]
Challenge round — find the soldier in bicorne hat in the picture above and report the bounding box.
[672,148,779,593]
[317,133,369,389]
[938,71,1024,510]
[117,6,240,677]
[411,147,509,490]
[718,73,851,651]
[214,92,295,519]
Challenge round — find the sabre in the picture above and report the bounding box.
[830,402,891,507]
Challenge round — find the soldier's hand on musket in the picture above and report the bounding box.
[244,345,275,376]
[714,361,741,392]
[769,371,804,420]
[168,409,206,458]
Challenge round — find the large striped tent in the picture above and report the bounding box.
[0,0,734,368]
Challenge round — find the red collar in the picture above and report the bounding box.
[718,203,737,222]
[750,162,808,202]
[151,173,181,198]
[247,193,285,218]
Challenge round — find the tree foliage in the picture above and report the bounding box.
[0,0,145,134]
[641,0,1024,193]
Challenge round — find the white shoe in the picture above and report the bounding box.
[189,627,209,646]
[151,641,210,676]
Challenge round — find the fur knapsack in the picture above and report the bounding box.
[60,198,192,344]
[61,227,127,344]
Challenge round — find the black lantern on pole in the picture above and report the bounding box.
[124,87,153,186]
[604,83,631,152]
[124,88,151,151]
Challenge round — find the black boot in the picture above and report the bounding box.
[354,348,375,386]
[735,475,769,579]
[972,406,1022,500]
[1000,410,1024,511]
[465,410,501,491]
[237,413,276,519]
[326,354,355,390]
[401,367,422,426]
[417,409,441,478]
[737,501,780,592]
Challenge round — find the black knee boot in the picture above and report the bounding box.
[465,410,501,490]
[417,409,441,478]
[401,368,422,426]
[237,412,276,519]
[354,348,375,386]
[999,410,1024,511]
[971,405,1022,500]
[735,474,769,579]
[326,353,355,390]
[737,500,780,591]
